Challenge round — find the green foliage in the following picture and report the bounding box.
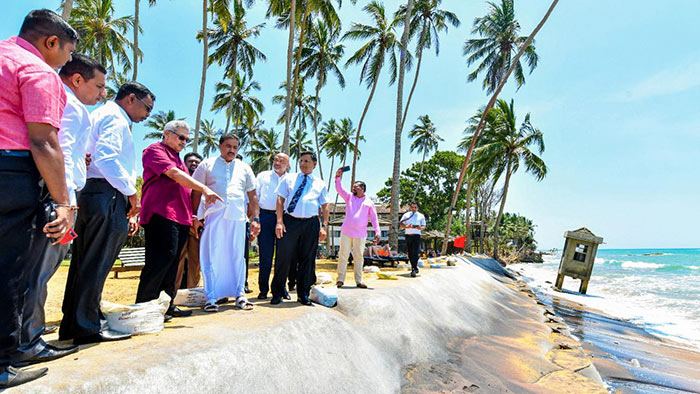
[377,151,469,232]
[144,110,185,140]
[498,212,537,252]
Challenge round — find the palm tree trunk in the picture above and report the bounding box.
[326,155,335,190]
[282,0,297,154]
[313,77,324,179]
[400,19,427,130]
[389,0,416,250]
[441,0,559,254]
[133,0,140,80]
[350,70,381,185]
[224,51,238,134]
[193,0,208,154]
[61,0,74,20]
[287,0,310,154]
[492,163,512,261]
[464,180,473,253]
[411,149,427,202]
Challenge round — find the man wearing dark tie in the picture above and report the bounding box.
[271,151,329,306]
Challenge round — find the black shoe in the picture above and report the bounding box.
[13,344,79,367]
[298,298,313,306]
[270,296,282,305]
[43,325,58,335]
[164,314,173,323]
[73,331,131,345]
[0,366,47,388]
[410,270,417,278]
[257,293,268,300]
[167,306,193,317]
[283,290,291,300]
[288,284,295,291]
[244,285,253,294]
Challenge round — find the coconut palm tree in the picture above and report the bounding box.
[249,128,281,173]
[469,99,547,259]
[205,1,266,133]
[272,81,319,141]
[199,119,223,158]
[321,118,361,187]
[463,0,538,94]
[408,115,443,200]
[61,0,74,19]
[343,1,405,184]
[144,110,184,140]
[396,0,460,129]
[290,128,313,170]
[318,118,338,187]
[211,72,265,132]
[132,0,156,80]
[68,0,135,74]
[300,20,345,180]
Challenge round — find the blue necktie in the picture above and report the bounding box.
[286,174,308,214]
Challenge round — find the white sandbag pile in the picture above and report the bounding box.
[316,272,333,285]
[100,291,170,335]
[363,266,380,273]
[309,286,338,307]
[173,287,207,307]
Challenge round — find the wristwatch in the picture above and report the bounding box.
[252,217,260,223]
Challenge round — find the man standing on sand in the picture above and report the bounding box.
[255,152,290,299]
[400,202,426,277]
[174,152,204,290]
[193,134,261,312]
[0,9,78,387]
[14,53,107,369]
[334,168,380,288]
[60,81,155,345]
[271,151,329,306]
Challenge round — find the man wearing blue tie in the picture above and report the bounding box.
[271,151,329,305]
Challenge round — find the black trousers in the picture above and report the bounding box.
[271,215,319,300]
[257,210,277,295]
[136,214,189,306]
[60,179,129,340]
[15,242,69,362]
[0,155,48,368]
[406,234,422,271]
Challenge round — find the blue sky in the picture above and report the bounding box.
[4,1,700,249]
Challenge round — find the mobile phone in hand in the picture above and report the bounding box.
[341,166,350,172]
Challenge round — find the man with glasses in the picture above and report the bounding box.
[59,81,155,345]
[136,121,221,321]
[271,151,329,306]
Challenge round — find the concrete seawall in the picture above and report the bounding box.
[17,257,605,393]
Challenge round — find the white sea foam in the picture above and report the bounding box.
[621,261,665,269]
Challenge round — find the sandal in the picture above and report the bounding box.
[203,302,219,313]
[235,297,254,311]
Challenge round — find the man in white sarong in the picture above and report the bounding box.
[192,134,260,312]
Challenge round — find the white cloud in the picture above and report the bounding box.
[615,58,700,102]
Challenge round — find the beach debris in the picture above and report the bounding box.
[101,291,170,335]
[447,257,457,266]
[430,264,442,268]
[309,286,338,307]
[363,266,380,273]
[173,287,207,307]
[316,272,333,284]
[376,271,398,280]
[397,263,410,269]
[418,260,425,267]
[630,358,640,367]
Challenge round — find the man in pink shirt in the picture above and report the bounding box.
[334,168,380,288]
[136,121,221,321]
[0,9,78,388]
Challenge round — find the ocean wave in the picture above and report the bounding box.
[657,265,700,273]
[621,261,665,269]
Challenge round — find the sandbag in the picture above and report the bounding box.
[418,260,425,267]
[363,266,380,273]
[316,272,333,285]
[309,286,338,307]
[397,263,410,269]
[173,287,207,307]
[430,264,442,269]
[100,291,170,335]
[376,271,398,280]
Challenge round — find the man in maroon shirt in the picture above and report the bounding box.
[136,121,221,321]
[0,9,78,388]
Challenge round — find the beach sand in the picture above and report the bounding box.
[13,256,653,393]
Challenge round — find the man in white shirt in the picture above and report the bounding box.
[12,54,106,368]
[255,152,289,299]
[60,81,154,345]
[271,151,329,306]
[400,202,426,277]
[192,134,261,312]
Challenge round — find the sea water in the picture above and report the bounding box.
[510,248,700,349]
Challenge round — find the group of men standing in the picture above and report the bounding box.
[0,8,429,389]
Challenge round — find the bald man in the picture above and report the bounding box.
[255,153,290,299]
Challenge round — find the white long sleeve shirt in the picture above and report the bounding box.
[192,156,256,221]
[86,101,137,196]
[256,169,286,211]
[58,84,92,205]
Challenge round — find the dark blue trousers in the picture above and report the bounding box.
[257,209,277,295]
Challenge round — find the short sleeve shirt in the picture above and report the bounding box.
[140,142,192,226]
[401,211,426,235]
[0,36,66,149]
[275,173,328,219]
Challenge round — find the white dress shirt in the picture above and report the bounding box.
[58,84,92,205]
[256,169,286,211]
[193,156,256,221]
[86,101,137,196]
[401,211,426,235]
[275,172,328,219]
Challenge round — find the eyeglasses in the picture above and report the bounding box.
[168,130,191,143]
[136,96,153,113]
